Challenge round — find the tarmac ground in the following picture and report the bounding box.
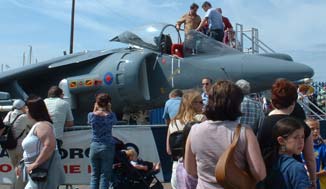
[0,183,171,189]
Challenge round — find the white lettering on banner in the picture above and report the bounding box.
[0,126,162,185]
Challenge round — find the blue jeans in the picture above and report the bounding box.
[209,29,224,42]
[90,142,115,189]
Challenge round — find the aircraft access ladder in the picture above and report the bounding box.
[234,23,275,54]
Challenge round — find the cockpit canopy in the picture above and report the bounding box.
[110,23,240,57]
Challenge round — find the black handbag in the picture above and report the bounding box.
[29,168,48,182]
[29,152,54,182]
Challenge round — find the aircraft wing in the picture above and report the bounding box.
[0,49,115,84]
[48,49,117,68]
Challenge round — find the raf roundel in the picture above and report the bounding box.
[103,72,114,85]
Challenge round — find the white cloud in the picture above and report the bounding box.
[7,0,183,35]
[2,0,326,78]
[7,0,326,51]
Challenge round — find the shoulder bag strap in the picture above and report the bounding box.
[230,124,241,149]
[3,112,13,131]
[10,114,26,140]
[176,121,180,131]
[10,114,23,126]
[8,112,12,123]
[215,123,242,185]
[47,151,55,170]
[172,120,180,131]
[16,129,26,140]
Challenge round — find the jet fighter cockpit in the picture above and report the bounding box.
[111,23,239,57]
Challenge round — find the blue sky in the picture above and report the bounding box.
[1,0,325,80]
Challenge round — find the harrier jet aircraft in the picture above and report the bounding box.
[0,23,314,123]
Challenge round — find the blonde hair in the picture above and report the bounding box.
[125,149,137,161]
[173,89,202,125]
[305,118,320,128]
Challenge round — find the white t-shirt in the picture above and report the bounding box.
[44,97,74,139]
[205,8,223,30]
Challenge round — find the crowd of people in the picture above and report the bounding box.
[1,80,325,189]
[163,77,326,189]
[176,1,237,48]
[1,2,325,189]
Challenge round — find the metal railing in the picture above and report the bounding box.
[235,23,275,54]
[297,93,326,120]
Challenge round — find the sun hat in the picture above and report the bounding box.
[12,99,26,110]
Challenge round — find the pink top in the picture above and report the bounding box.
[189,120,248,189]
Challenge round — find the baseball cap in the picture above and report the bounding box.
[13,99,26,110]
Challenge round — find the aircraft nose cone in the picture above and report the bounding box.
[294,63,314,78]
[242,56,314,79]
[240,55,314,91]
[273,61,314,80]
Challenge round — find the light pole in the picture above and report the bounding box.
[69,0,75,54]
[28,45,32,64]
[23,52,26,66]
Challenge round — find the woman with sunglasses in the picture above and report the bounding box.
[166,89,206,189]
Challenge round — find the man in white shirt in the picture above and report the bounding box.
[44,86,74,152]
[201,77,213,107]
[196,1,224,42]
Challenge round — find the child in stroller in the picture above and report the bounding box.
[112,137,163,189]
[125,149,161,173]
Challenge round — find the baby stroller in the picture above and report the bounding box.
[111,137,163,189]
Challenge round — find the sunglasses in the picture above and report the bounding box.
[310,127,320,131]
[194,101,204,104]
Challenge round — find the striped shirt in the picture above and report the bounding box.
[239,96,264,133]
